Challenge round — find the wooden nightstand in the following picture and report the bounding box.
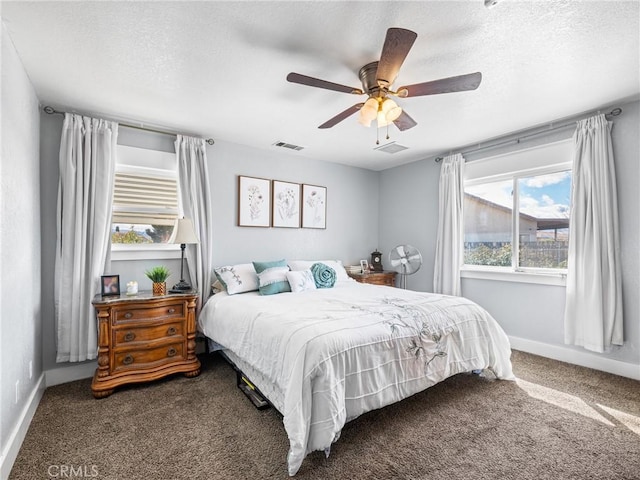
[348,271,397,287]
[91,292,201,398]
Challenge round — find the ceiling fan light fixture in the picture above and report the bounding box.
[358,97,378,126]
[381,98,402,122]
[358,116,373,127]
[376,109,391,128]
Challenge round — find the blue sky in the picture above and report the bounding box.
[467,170,572,219]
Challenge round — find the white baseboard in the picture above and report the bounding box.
[509,335,640,381]
[0,373,46,480]
[45,362,96,387]
[1,363,97,477]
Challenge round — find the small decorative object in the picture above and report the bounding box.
[169,218,199,293]
[272,180,301,228]
[370,249,383,272]
[126,281,138,296]
[101,275,120,297]
[301,184,327,229]
[145,266,171,296]
[238,175,272,227]
[360,259,369,274]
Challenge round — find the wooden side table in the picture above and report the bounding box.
[91,291,201,398]
[347,271,397,287]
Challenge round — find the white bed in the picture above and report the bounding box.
[199,280,514,476]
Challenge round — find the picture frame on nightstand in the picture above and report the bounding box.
[101,275,120,296]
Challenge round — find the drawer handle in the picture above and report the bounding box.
[167,347,177,357]
[123,332,135,342]
[167,327,177,336]
[122,355,134,365]
[168,308,176,314]
[124,312,133,319]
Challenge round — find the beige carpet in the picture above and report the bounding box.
[9,350,640,479]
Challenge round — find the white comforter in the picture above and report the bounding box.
[199,282,514,476]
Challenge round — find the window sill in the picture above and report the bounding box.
[111,244,182,262]
[460,268,566,286]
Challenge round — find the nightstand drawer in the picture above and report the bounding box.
[114,322,184,347]
[113,342,185,373]
[113,303,184,324]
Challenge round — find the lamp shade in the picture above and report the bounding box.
[169,218,199,244]
[382,98,402,123]
[358,97,379,127]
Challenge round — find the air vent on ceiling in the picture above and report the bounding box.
[374,142,408,154]
[273,141,305,151]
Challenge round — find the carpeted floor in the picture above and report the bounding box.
[9,350,640,480]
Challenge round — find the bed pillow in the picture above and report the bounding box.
[214,263,259,295]
[286,269,317,293]
[211,279,225,295]
[253,259,291,295]
[310,262,336,288]
[288,260,351,282]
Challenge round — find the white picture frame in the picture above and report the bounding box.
[360,259,369,274]
[272,180,301,228]
[301,184,327,229]
[238,175,271,227]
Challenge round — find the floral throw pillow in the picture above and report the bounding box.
[214,263,259,295]
[286,269,317,293]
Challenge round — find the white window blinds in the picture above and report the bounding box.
[112,170,178,226]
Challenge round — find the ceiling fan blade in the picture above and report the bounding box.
[287,72,363,95]
[318,103,364,129]
[398,72,482,97]
[393,110,417,131]
[376,28,418,88]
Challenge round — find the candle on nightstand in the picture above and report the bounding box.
[126,281,138,295]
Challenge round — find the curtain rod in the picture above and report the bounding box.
[434,107,622,163]
[42,106,215,145]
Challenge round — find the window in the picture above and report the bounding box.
[463,140,572,276]
[111,145,179,251]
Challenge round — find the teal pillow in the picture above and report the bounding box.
[253,259,287,272]
[253,259,291,295]
[310,262,336,288]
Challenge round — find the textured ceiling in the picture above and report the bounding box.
[2,1,639,170]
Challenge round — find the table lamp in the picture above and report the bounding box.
[169,217,199,293]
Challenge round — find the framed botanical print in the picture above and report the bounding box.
[272,180,301,228]
[238,175,271,227]
[301,184,327,229]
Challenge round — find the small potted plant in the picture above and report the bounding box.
[145,266,171,296]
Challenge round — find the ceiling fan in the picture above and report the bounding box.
[286,28,482,135]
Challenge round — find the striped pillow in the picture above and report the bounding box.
[253,259,291,295]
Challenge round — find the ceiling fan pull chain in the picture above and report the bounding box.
[386,124,390,141]
[376,128,380,145]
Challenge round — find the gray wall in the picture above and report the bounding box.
[39,117,380,372]
[209,139,379,267]
[0,23,42,464]
[379,99,640,368]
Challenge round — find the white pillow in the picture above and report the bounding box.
[288,260,351,282]
[214,263,259,295]
[286,269,317,293]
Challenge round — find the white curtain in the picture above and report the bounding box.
[175,135,214,313]
[55,114,118,362]
[564,114,623,353]
[433,153,465,296]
